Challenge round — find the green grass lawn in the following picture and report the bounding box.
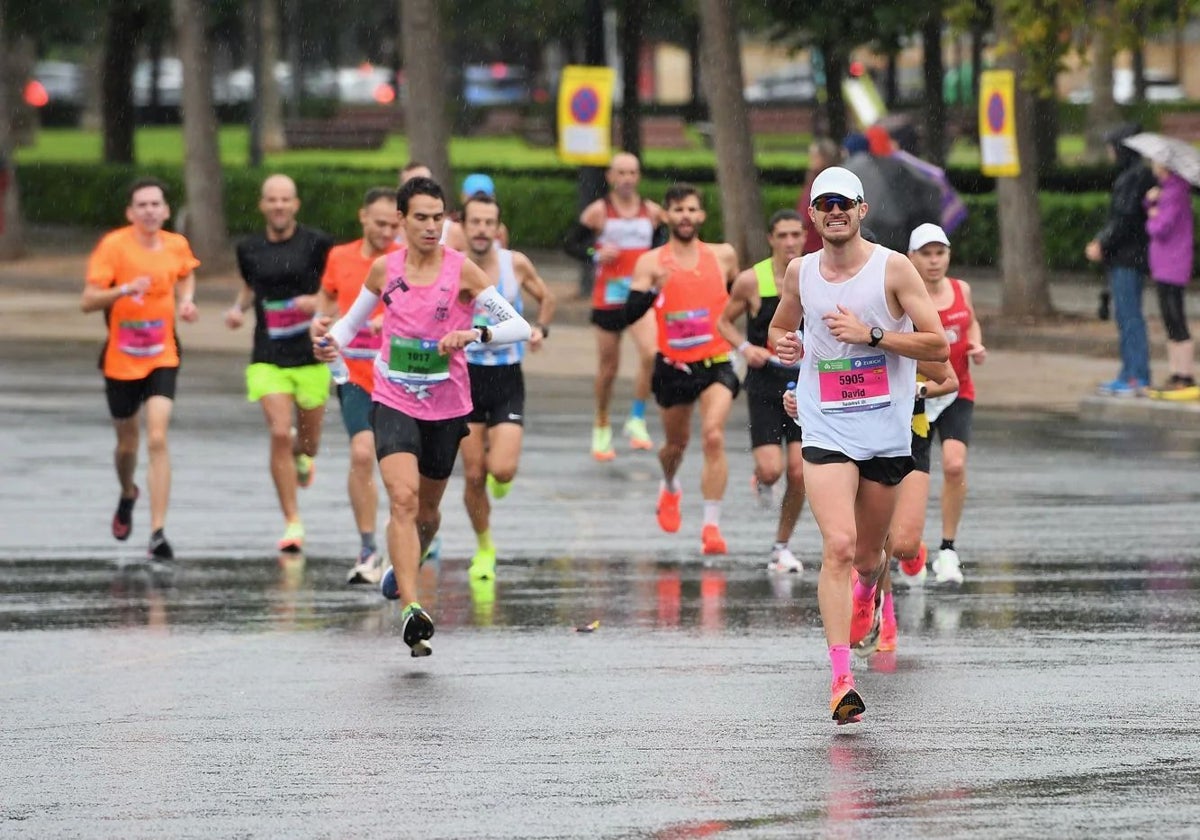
[15,125,1088,172]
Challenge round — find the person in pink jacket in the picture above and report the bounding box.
[1144,162,1197,398]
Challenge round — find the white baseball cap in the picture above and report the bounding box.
[809,166,865,204]
[908,222,951,252]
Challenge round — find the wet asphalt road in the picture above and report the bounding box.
[2,342,1200,838]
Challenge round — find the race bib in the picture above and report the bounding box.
[664,308,713,350]
[817,354,890,413]
[342,325,382,360]
[117,319,166,357]
[263,299,312,339]
[385,336,449,385]
[603,275,632,306]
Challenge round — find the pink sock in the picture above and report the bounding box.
[829,644,852,682]
[853,578,876,603]
[882,591,896,625]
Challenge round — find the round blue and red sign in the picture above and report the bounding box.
[570,86,600,124]
[987,92,1006,134]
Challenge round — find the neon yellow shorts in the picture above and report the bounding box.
[245,362,331,410]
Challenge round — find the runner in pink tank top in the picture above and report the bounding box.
[313,177,530,658]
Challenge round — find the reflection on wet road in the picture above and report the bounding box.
[2,346,1199,837]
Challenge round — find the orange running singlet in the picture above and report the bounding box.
[654,242,732,364]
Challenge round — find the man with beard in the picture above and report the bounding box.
[313,187,400,584]
[624,184,740,555]
[768,167,947,724]
[226,174,334,552]
[458,192,555,581]
[716,209,807,573]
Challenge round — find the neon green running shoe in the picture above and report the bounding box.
[469,544,497,581]
[486,473,513,500]
[591,425,615,461]
[623,416,654,450]
[277,519,305,552]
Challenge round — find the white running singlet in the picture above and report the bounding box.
[795,244,916,460]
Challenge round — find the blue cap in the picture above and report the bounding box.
[461,173,496,197]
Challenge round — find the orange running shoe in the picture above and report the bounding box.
[877,618,898,652]
[656,486,682,533]
[830,674,865,725]
[701,523,727,555]
[899,541,927,579]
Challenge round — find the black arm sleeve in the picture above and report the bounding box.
[563,222,597,262]
[623,288,656,325]
[651,224,669,248]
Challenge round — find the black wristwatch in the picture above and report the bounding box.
[477,325,492,344]
[868,326,884,347]
[536,322,550,339]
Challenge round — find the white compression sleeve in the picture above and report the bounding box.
[475,286,532,345]
[327,286,381,348]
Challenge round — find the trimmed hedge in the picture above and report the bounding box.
[7,162,1165,272]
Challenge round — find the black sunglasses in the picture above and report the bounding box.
[811,195,860,213]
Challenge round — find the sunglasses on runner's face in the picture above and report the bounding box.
[811,195,859,213]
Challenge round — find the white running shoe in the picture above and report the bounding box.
[932,548,964,585]
[767,546,803,574]
[347,548,385,585]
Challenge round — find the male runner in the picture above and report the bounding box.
[625,184,740,555]
[459,192,555,580]
[397,161,467,250]
[81,177,200,560]
[768,166,947,724]
[313,176,531,657]
[316,187,400,583]
[571,152,665,459]
[907,223,985,586]
[225,174,334,552]
[717,209,807,573]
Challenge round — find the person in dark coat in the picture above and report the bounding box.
[1085,123,1158,396]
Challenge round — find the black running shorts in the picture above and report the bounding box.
[910,431,932,474]
[651,353,740,409]
[745,371,802,449]
[931,397,974,446]
[468,363,525,427]
[801,446,914,487]
[371,402,468,480]
[590,308,627,333]
[104,366,179,420]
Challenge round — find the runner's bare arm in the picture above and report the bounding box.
[514,252,555,349]
[176,271,198,322]
[767,257,804,365]
[962,281,987,363]
[917,360,958,397]
[223,283,256,329]
[717,270,773,369]
[81,274,152,313]
[854,253,947,362]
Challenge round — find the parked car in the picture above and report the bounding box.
[462,63,531,107]
[1067,68,1186,104]
[744,63,818,104]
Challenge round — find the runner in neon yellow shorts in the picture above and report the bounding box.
[245,362,331,410]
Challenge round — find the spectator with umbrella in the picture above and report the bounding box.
[1125,132,1199,400]
[840,128,941,255]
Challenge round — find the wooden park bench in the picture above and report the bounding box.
[1157,111,1200,143]
[283,108,398,150]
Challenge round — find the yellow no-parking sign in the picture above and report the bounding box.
[557,65,615,166]
[979,70,1020,177]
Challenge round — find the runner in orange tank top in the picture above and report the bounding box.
[624,184,740,556]
[575,152,666,460]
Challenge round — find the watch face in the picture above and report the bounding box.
[870,327,884,345]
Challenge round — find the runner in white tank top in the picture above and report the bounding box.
[767,167,948,726]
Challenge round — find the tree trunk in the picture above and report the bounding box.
[686,17,705,122]
[884,50,899,110]
[994,6,1054,321]
[697,0,766,264]
[400,0,451,190]
[921,6,946,166]
[259,0,286,151]
[1131,28,1146,105]
[0,5,26,261]
[1084,2,1118,162]
[618,0,642,159]
[102,1,147,164]
[819,40,847,143]
[174,0,231,268]
[1033,93,1059,174]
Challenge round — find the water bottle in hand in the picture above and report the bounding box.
[320,340,350,385]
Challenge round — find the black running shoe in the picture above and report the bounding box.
[148,529,174,561]
[112,486,139,541]
[401,602,435,657]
